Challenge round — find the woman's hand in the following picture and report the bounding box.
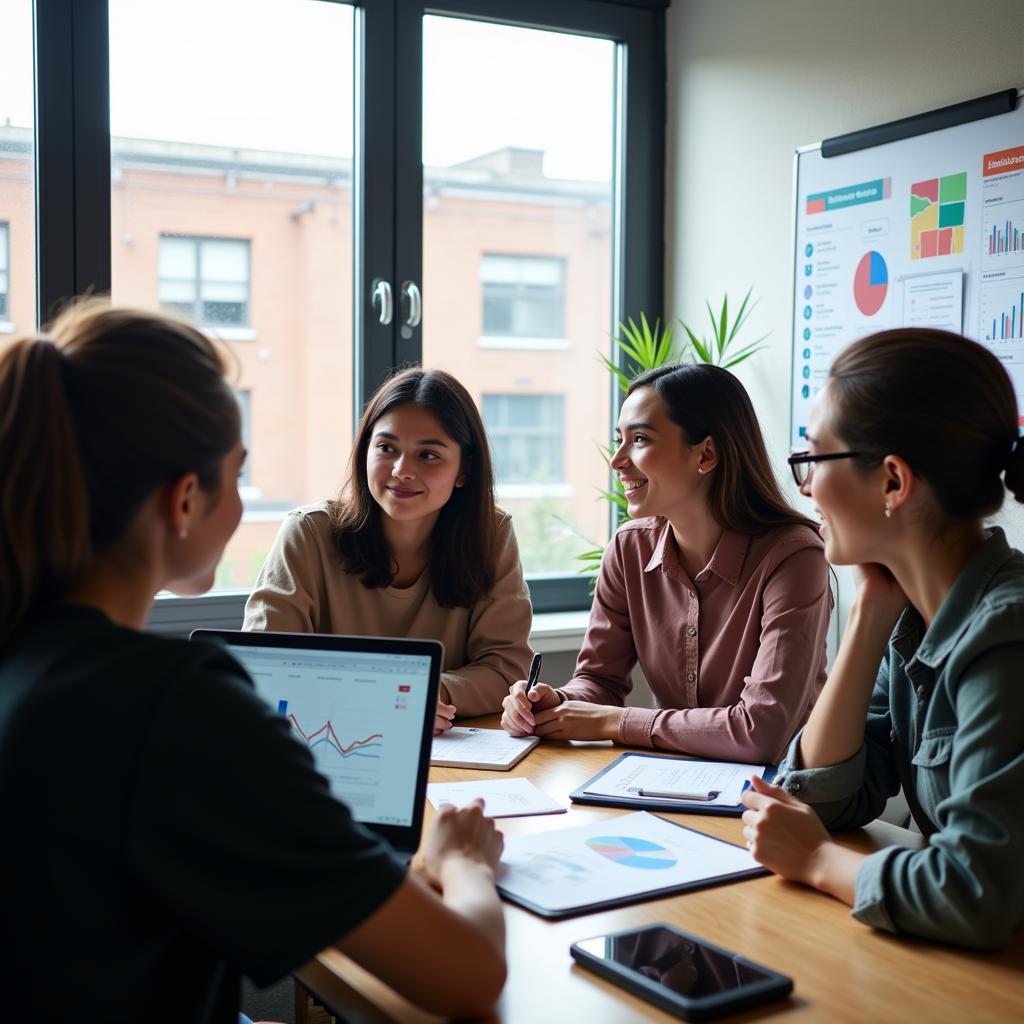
[740,775,833,885]
[532,700,624,741]
[501,679,561,736]
[420,800,504,889]
[433,699,457,736]
[852,562,909,627]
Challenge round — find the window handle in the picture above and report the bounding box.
[372,278,393,325]
[401,280,422,328]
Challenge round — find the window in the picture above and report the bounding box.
[0,223,9,321]
[483,394,565,486]
[30,0,664,618]
[481,254,565,339]
[159,235,250,328]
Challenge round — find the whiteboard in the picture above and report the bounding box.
[790,91,1024,447]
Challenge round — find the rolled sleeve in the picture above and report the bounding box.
[619,706,657,747]
[777,731,870,809]
[851,847,902,933]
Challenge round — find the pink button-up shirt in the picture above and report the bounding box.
[561,518,831,762]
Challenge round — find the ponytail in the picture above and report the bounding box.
[0,302,240,646]
[0,339,92,643]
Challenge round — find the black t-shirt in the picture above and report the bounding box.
[0,605,406,1024]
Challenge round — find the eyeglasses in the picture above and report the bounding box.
[787,450,862,486]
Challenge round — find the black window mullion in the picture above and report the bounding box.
[34,0,110,324]
[355,0,400,413]
[394,0,424,369]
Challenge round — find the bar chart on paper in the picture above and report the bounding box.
[979,274,1024,427]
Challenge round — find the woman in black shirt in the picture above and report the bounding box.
[0,302,506,1023]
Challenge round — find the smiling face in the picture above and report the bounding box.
[802,383,887,565]
[366,403,465,526]
[610,385,706,520]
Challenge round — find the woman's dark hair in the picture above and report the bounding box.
[0,301,241,646]
[828,327,1024,520]
[329,367,496,607]
[628,363,816,535]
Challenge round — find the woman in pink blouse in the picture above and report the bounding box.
[502,363,831,762]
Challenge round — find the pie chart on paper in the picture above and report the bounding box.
[854,250,888,316]
[585,835,678,870]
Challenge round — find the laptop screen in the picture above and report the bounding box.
[220,641,434,830]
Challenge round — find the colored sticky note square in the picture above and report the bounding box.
[951,226,965,253]
[921,230,939,258]
[806,198,825,214]
[939,201,965,228]
[937,228,952,256]
[912,178,939,202]
[939,172,967,203]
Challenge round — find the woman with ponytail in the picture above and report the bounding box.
[0,304,506,1022]
[741,328,1024,950]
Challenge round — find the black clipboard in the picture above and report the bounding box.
[497,813,767,919]
[570,752,778,817]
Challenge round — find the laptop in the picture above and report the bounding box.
[191,629,441,859]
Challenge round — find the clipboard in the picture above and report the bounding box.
[496,811,767,919]
[570,752,778,817]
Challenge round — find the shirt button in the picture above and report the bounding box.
[916,685,926,700]
[687,625,697,637]
[688,590,695,598]
[790,782,803,793]
[687,671,696,682]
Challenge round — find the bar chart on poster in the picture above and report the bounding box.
[791,90,1024,444]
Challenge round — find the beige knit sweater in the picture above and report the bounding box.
[243,502,534,717]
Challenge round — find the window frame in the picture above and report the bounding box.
[480,253,567,341]
[30,0,666,629]
[483,392,566,487]
[158,233,252,330]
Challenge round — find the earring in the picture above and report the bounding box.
[697,468,705,475]
[179,528,189,540]
[884,503,892,519]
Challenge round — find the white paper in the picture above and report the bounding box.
[430,727,538,769]
[900,269,964,332]
[498,811,758,914]
[427,778,566,818]
[583,754,765,807]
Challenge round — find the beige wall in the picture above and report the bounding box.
[666,0,1024,629]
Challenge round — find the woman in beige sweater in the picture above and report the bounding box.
[244,367,533,733]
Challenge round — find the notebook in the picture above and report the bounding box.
[431,727,539,770]
[191,629,441,858]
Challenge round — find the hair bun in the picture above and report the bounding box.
[1004,435,1024,502]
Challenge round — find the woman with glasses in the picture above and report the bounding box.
[502,362,832,763]
[741,327,1024,949]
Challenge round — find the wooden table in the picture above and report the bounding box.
[297,716,1024,1023]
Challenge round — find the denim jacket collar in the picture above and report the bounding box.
[896,527,1017,670]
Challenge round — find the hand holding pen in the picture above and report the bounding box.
[500,652,562,736]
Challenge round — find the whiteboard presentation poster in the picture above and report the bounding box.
[791,98,1024,446]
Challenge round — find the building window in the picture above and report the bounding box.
[481,254,565,339]
[159,235,250,327]
[0,222,9,321]
[482,394,565,485]
[236,388,252,487]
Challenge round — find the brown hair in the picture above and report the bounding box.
[628,363,816,535]
[329,367,497,607]
[0,301,240,646]
[828,327,1024,520]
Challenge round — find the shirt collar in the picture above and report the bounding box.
[913,527,1016,668]
[643,520,749,586]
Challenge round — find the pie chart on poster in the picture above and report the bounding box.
[854,250,888,316]
[585,835,678,870]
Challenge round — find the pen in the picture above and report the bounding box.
[637,788,721,801]
[526,652,543,689]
